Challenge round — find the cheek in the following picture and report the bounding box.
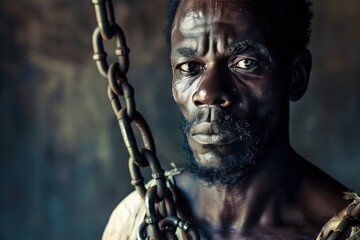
[249,78,286,119]
[257,84,289,128]
[237,79,269,117]
[172,80,194,119]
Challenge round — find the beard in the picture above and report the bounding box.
[180,110,264,186]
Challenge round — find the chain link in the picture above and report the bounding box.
[90,0,199,239]
[325,199,360,240]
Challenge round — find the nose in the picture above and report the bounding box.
[192,66,232,107]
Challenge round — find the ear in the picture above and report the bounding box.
[289,49,312,102]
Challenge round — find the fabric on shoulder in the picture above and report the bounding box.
[102,190,146,240]
[102,166,183,240]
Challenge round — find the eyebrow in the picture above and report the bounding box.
[227,40,273,64]
[173,47,197,58]
[172,40,272,61]
[226,40,267,55]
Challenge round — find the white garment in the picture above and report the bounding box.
[102,168,186,240]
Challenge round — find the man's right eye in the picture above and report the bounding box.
[176,62,203,76]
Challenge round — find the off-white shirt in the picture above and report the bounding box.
[102,168,186,240]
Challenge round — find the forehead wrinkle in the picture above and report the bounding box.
[173,1,254,37]
[172,1,267,58]
[175,0,251,32]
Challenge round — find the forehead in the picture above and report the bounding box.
[171,0,268,45]
[171,0,269,54]
[174,0,255,25]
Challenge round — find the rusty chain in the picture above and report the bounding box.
[90,0,199,239]
[325,193,360,240]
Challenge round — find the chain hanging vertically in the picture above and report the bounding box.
[90,0,199,239]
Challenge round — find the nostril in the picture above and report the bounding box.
[193,98,231,108]
[220,99,230,107]
[194,100,202,106]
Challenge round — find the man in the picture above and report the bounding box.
[102,0,359,239]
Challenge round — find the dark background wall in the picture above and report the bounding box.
[0,0,359,239]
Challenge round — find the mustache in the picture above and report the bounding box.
[181,107,255,136]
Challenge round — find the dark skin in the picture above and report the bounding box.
[170,1,348,239]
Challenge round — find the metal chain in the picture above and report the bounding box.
[325,193,360,240]
[90,0,199,239]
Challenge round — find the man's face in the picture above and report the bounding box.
[171,0,289,185]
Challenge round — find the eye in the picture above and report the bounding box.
[232,58,258,70]
[176,62,203,76]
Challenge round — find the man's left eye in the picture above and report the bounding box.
[232,58,258,70]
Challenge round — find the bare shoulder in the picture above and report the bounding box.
[294,154,349,223]
[102,191,146,240]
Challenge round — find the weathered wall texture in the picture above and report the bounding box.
[0,0,359,239]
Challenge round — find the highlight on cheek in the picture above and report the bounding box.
[174,77,193,93]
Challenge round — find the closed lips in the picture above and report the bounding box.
[190,122,237,145]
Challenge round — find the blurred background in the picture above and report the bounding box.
[0,0,359,239]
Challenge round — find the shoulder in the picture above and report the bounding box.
[102,190,146,240]
[295,156,349,223]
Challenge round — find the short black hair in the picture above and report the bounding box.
[164,0,313,60]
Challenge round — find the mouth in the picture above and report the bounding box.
[190,122,237,145]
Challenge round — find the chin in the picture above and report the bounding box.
[186,140,261,186]
[188,155,258,186]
